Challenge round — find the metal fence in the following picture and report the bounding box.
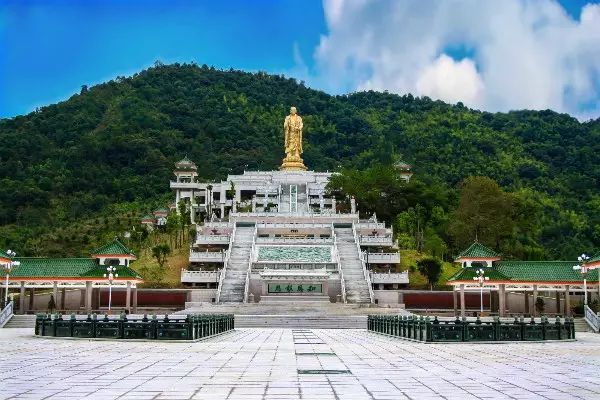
[368,315,575,342]
[35,313,234,341]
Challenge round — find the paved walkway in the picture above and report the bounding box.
[0,328,599,399]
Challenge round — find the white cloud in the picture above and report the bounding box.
[309,0,600,119]
[415,54,484,107]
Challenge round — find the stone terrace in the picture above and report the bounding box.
[1,328,599,399]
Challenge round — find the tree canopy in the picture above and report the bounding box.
[0,63,598,259]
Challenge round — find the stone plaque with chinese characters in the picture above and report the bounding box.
[268,283,323,294]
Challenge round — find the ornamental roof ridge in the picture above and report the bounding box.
[455,241,500,260]
[91,237,136,258]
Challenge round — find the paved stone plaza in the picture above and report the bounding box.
[1,328,599,400]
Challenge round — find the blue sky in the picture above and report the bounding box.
[1,0,599,119]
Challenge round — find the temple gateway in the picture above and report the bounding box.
[171,106,409,305]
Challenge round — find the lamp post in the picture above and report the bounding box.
[473,268,490,314]
[103,265,118,312]
[573,254,590,306]
[2,250,20,305]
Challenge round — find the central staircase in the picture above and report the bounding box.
[219,226,255,303]
[335,227,372,304]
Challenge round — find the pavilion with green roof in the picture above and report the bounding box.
[448,241,599,318]
[5,238,143,315]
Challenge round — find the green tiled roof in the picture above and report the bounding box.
[142,214,154,220]
[448,260,597,283]
[588,253,600,264]
[456,242,500,259]
[91,238,135,257]
[497,260,597,282]
[447,266,510,282]
[0,250,10,259]
[11,258,142,279]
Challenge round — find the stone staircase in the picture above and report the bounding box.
[218,226,255,303]
[335,228,372,304]
[235,314,367,328]
[3,315,36,329]
[574,317,593,333]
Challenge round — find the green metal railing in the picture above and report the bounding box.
[35,313,234,340]
[368,315,575,342]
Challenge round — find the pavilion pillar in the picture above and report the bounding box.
[132,286,138,314]
[459,284,466,318]
[60,288,66,310]
[126,281,131,313]
[53,281,58,310]
[220,203,225,218]
[564,285,571,317]
[453,289,458,316]
[498,284,506,317]
[555,291,561,315]
[85,281,93,313]
[28,288,35,311]
[19,282,26,314]
[524,291,530,315]
[532,285,538,317]
[350,197,356,214]
[332,198,336,214]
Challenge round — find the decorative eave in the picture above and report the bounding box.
[91,253,137,261]
[90,238,137,260]
[585,253,600,268]
[454,241,501,262]
[174,156,198,172]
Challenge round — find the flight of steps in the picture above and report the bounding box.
[334,228,372,304]
[3,314,36,329]
[218,226,255,303]
[574,317,593,333]
[235,314,367,329]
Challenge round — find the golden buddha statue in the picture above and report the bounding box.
[280,106,307,171]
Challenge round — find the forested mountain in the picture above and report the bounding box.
[0,62,598,259]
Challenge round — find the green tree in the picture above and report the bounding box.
[416,257,443,290]
[151,244,171,270]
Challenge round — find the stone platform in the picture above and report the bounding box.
[1,328,600,399]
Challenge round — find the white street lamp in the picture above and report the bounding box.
[573,254,590,306]
[2,250,20,305]
[103,266,119,312]
[473,268,490,314]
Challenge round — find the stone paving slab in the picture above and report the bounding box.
[0,328,599,399]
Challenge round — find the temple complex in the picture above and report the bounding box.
[171,107,408,305]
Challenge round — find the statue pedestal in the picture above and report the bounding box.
[280,156,307,171]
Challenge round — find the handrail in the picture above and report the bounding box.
[584,304,600,332]
[332,225,347,304]
[353,223,375,304]
[243,224,258,303]
[0,300,14,328]
[215,224,236,303]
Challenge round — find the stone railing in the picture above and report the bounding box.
[255,237,333,244]
[195,235,230,245]
[333,229,347,303]
[356,222,387,229]
[243,225,258,303]
[215,225,235,303]
[189,251,227,263]
[368,315,576,342]
[252,263,338,272]
[359,235,394,246]
[370,272,409,284]
[35,313,234,341]
[364,252,400,264]
[353,223,374,304]
[181,270,220,283]
[256,222,332,229]
[0,301,13,328]
[584,305,600,332]
[170,181,199,189]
